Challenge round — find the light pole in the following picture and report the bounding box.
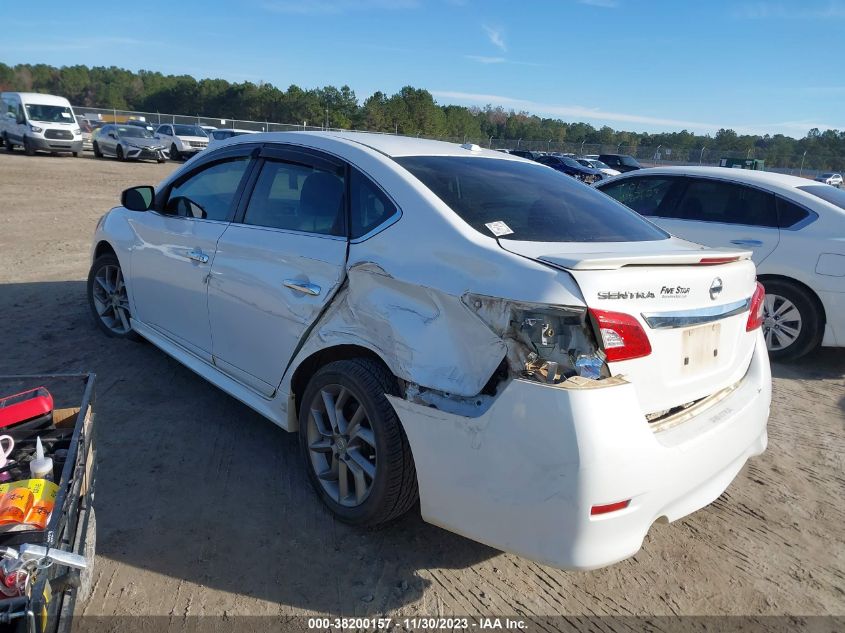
[799,150,808,176]
[517,138,522,148]
[655,144,663,163]
[548,138,552,151]
[699,145,707,165]
[616,142,623,153]
[488,135,493,148]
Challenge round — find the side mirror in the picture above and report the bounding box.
[109,132,118,139]
[5,112,14,119]
[121,186,155,212]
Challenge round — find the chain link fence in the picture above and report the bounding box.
[75,106,830,178]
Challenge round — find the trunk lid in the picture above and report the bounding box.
[501,238,759,415]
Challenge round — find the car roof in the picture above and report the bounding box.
[607,165,819,194]
[8,92,72,106]
[223,130,526,161]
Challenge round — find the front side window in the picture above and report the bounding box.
[242,160,345,236]
[158,125,172,136]
[599,176,680,217]
[164,158,251,221]
[396,156,669,242]
[350,170,397,238]
[672,179,777,227]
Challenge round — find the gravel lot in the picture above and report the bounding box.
[0,152,842,627]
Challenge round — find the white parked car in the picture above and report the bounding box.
[814,172,842,188]
[153,123,208,160]
[596,166,845,359]
[207,128,258,150]
[88,133,770,570]
[576,157,622,177]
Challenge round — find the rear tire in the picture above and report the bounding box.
[760,279,823,361]
[299,358,417,526]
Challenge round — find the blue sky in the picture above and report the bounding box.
[2,0,843,138]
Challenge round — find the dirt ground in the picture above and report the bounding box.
[0,152,842,626]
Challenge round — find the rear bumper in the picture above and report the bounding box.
[388,331,771,570]
[819,290,845,347]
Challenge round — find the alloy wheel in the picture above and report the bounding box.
[306,384,377,507]
[91,264,132,335]
[763,293,802,352]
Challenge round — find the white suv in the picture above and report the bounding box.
[815,172,843,188]
[88,133,771,570]
[154,123,208,160]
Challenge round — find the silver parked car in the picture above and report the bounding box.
[92,124,168,163]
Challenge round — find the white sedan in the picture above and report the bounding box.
[88,133,770,570]
[596,166,845,359]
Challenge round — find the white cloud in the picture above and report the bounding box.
[482,25,507,51]
[430,90,843,136]
[732,1,845,19]
[465,55,506,64]
[261,0,419,14]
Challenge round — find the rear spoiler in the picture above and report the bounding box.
[538,249,753,271]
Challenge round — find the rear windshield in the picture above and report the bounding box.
[619,156,641,167]
[798,185,845,210]
[396,156,669,242]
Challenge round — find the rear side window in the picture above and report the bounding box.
[350,170,396,239]
[165,158,251,221]
[243,160,345,236]
[396,156,669,243]
[776,198,812,229]
[599,177,680,217]
[672,179,777,227]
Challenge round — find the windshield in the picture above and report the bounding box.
[117,126,154,139]
[592,160,611,169]
[396,156,669,243]
[559,156,582,168]
[797,185,845,210]
[24,103,74,123]
[173,124,207,137]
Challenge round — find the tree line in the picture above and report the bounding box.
[1,62,841,170]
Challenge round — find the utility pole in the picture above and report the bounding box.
[799,150,808,175]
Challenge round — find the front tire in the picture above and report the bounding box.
[23,136,34,156]
[170,143,180,161]
[93,142,102,158]
[87,254,140,340]
[116,145,125,161]
[3,135,12,152]
[299,359,417,526]
[761,279,823,361]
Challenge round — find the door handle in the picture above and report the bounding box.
[187,249,209,263]
[284,280,321,296]
[730,239,763,247]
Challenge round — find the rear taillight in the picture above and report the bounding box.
[589,309,652,362]
[746,282,766,331]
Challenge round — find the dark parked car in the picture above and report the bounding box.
[508,149,541,160]
[598,154,642,173]
[535,154,604,183]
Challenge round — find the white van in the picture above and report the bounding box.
[0,92,83,156]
